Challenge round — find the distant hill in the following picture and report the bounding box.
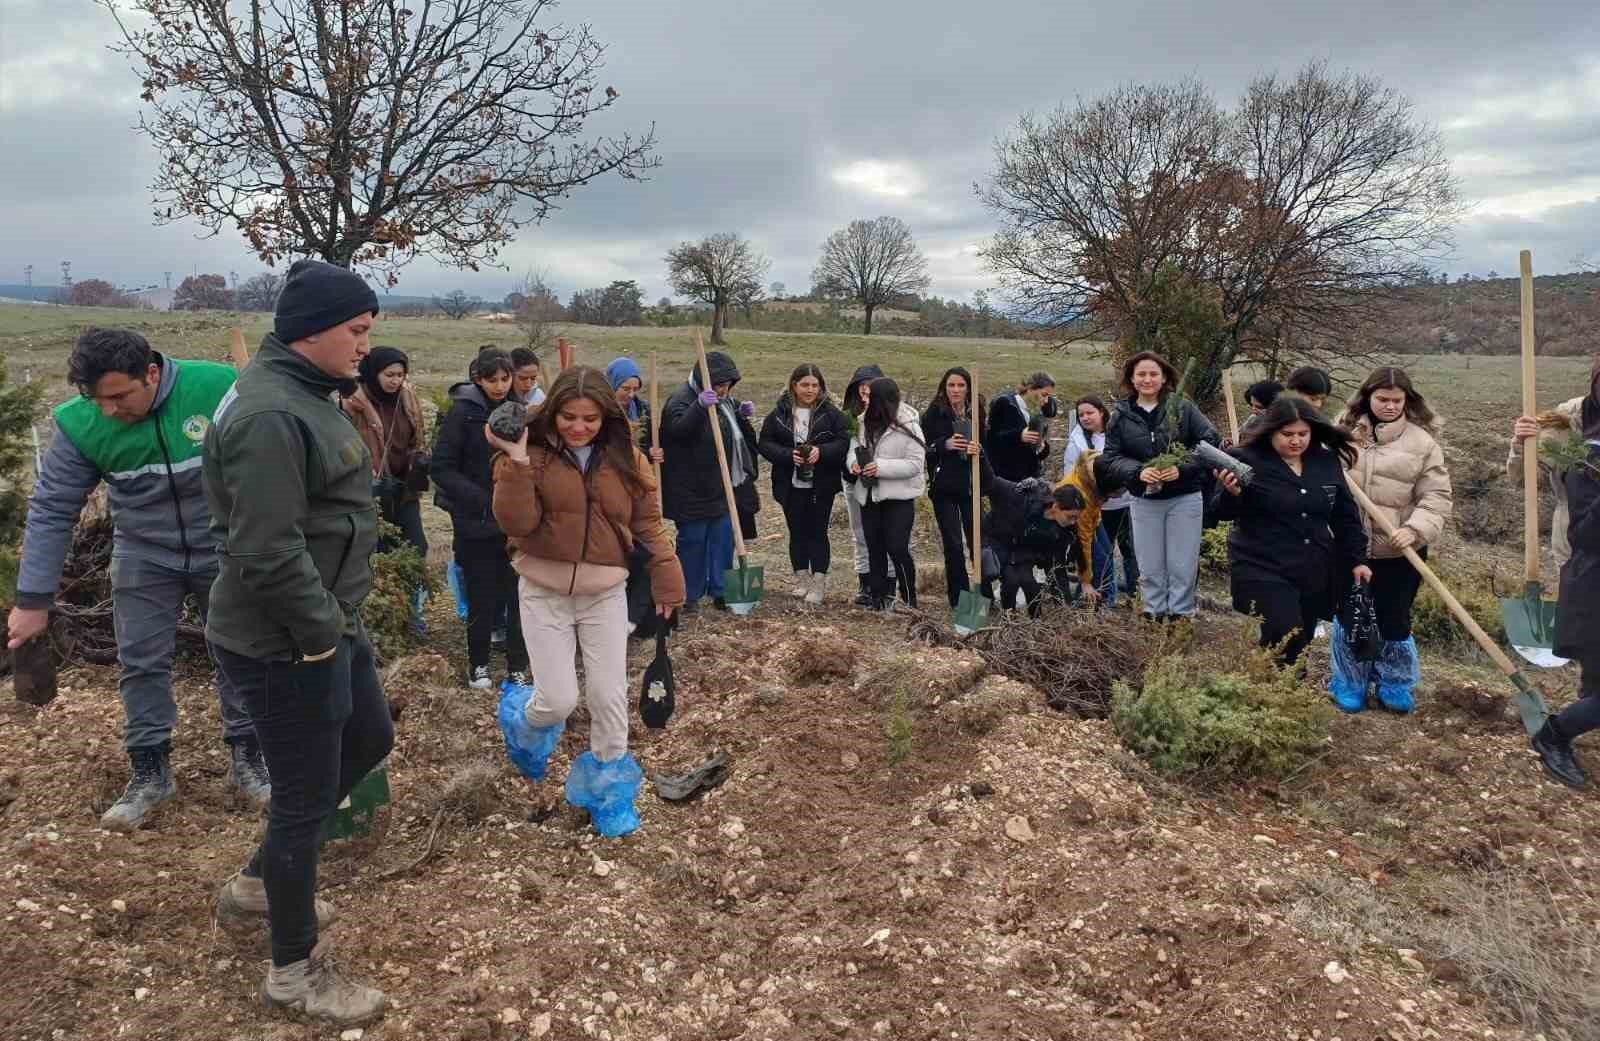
[1371,271,1600,357]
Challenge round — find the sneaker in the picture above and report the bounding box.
[467,665,492,690]
[216,871,336,932]
[853,574,872,607]
[508,671,530,688]
[1532,721,1588,789]
[227,738,272,811]
[100,745,178,833]
[791,569,811,597]
[262,940,387,1026]
[805,571,826,606]
[712,597,729,612]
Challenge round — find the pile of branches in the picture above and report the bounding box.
[47,508,206,667]
[968,607,1165,718]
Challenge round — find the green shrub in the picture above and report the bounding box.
[1111,652,1333,782]
[1410,557,1507,648]
[1200,521,1231,577]
[363,521,434,662]
[0,356,44,604]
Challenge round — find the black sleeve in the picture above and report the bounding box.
[1101,411,1146,490]
[662,390,707,441]
[1175,401,1223,484]
[1566,458,1600,553]
[1333,465,1369,566]
[1210,476,1244,523]
[988,396,1025,452]
[756,412,791,466]
[429,403,488,515]
[814,409,850,464]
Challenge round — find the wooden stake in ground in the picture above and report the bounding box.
[558,337,575,371]
[229,327,250,367]
[1220,369,1241,443]
[649,352,663,509]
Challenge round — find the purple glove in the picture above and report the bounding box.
[697,388,719,408]
[738,400,755,419]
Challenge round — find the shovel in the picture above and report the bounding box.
[693,331,764,614]
[649,352,664,510]
[1501,250,1567,667]
[1344,475,1550,735]
[954,367,991,635]
[321,760,392,842]
[1220,368,1242,444]
[639,627,676,729]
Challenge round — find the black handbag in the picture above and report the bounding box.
[639,628,676,729]
[1340,582,1383,663]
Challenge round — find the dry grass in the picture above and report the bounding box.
[971,607,1172,718]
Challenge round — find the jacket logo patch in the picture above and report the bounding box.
[341,439,366,467]
[182,415,210,443]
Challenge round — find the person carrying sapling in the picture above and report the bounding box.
[757,364,849,604]
[987,371,1058,482]
[921,367,991,608]
[848,378,925,611]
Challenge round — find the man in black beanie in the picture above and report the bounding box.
[202,259,392,1026]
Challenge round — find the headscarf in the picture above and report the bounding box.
[1584,355,1600,443]
[606,356,645,421]
[359,346,409,405]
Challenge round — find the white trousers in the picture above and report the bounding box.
[519,579,631,762]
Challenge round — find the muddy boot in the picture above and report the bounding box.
[215,871,336,931]
[805,571,826,606]
[791,569,810,597]
[262,941,387,1026]
[100,744,177,833]
[1532,720,1589,790]
[227,737,272,812]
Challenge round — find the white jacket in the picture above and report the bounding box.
[850,403,926,505]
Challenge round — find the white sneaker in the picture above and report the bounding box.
[791,569,811,597]
[805,571,826,606]
[467,665,492,690]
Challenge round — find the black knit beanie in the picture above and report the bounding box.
[273,259,380,344]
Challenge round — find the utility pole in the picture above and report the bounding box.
[164,271,172,290]
[229,270,239,289]
[60,260,72,288]
[23,264,32,288]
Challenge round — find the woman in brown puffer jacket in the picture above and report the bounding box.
[488,366,685,836]
[341,346,427,555]
[1333,367,1453,714]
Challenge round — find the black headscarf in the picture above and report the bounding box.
[359,346,409,404]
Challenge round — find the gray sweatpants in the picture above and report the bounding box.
[110,555,252,751]
[1130,491,1203,618]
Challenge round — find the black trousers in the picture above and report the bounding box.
[779,487,836,574]
[456,536,528,672]
[219,626,395,966]
[1554,656,1600,741]
[862,497,916,607]
[1370,550,1425,641]
[932,493,975,607]
[1233,577,1326,666]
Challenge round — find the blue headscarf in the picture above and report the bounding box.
[606,356,645,421]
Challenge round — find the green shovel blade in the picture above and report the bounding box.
[953,587,991,636]
[723,558,764,615]
[321,762,391,843]
[1501,582,1561,652]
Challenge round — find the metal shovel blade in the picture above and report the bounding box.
[321,762,391,842]
[953,586,991,636]
[723,558,764,615]
[1501,582,1568,668]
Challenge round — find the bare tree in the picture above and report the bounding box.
[811,217,931,334]
[980,63,1459,402]
[732,280,764,325]
[102,0,658,284]
[664,233,769,345]
[769,280,786,300]
[514,268,565,353]
[434,289,480,320]
[235,272,287,312]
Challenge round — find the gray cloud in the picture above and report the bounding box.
[1,0,1597,303]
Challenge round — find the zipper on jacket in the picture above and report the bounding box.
[152,419,193,572]
[563,449,597,596]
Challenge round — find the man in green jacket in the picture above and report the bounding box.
[204,259,392,1027]
[6,328,265,831]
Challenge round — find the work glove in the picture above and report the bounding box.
[738,400,755,419]
[697,388,719,408]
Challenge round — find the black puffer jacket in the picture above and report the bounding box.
[987,391,1056,482]
[757,396,849,502]
[1102,394,1221,501]
[921,401,993,499]
[839,364,884,488]
[659,352,761,524]
[1556,443,1600,660]
[431,381,509,541]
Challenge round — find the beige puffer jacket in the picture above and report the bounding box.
[1345,415,1453,559]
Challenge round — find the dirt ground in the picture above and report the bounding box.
[6,505,1600,1041]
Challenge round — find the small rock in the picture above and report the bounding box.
[968,781,994,799]
[840,751,860,771]
[1004,815,1035,843]
[1252,834,1277,846]
[720,818,746,840]
[1323,961,1349,984]
[1397,998,1418,1014]
[110,899,127,913]
[863,927,891,947]
[500,1006,522,1025]
[340,1030,365,1041]
[134,987,150,1002]
[531,1012,553,1038]
[1400,954,1425,973]
[592,858,614,878]
[15,899,41,912]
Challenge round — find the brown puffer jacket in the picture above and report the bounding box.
[341,383,424,477]
[492,443,686,607]
[1345,415,1453,559]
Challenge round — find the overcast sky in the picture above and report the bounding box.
[1,0,1597,305]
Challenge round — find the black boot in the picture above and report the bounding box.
[853,574,872,607]
[1532,719,1589,790]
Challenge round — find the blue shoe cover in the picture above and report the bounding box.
[498,679,564,782]
[447,559,469,621]
[1375,637,1420,713]
[1327,617,1370,713]
[565,751,645,838]
[1329,676,1367,713]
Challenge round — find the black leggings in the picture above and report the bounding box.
[1370,550,1425,641]
[932,493,975,607]
[780,488,836,574]
[1233,577,1326,666]
[1554,657,1600,742]
[456,536,528,672]
[862,498,916,607]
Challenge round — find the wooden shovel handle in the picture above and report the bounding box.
[229,327,250,367]
[1344,472,1519,677]
[1519,250,1540,584]
[692,330,748,560]
[1220,369,1241,444]
[970,368,982,591]
[649,352,663,509]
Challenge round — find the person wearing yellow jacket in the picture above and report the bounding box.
[1055,449,1123,604]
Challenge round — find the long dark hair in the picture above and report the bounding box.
[930,366,986,426]
[1243,395,1358,468]
[1119,351,1179,398]
[1339,366,1438,434]
[524,366,647,494]
[783,363,831,410]
[1074,395,1109,431]
[862,377,922,448]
